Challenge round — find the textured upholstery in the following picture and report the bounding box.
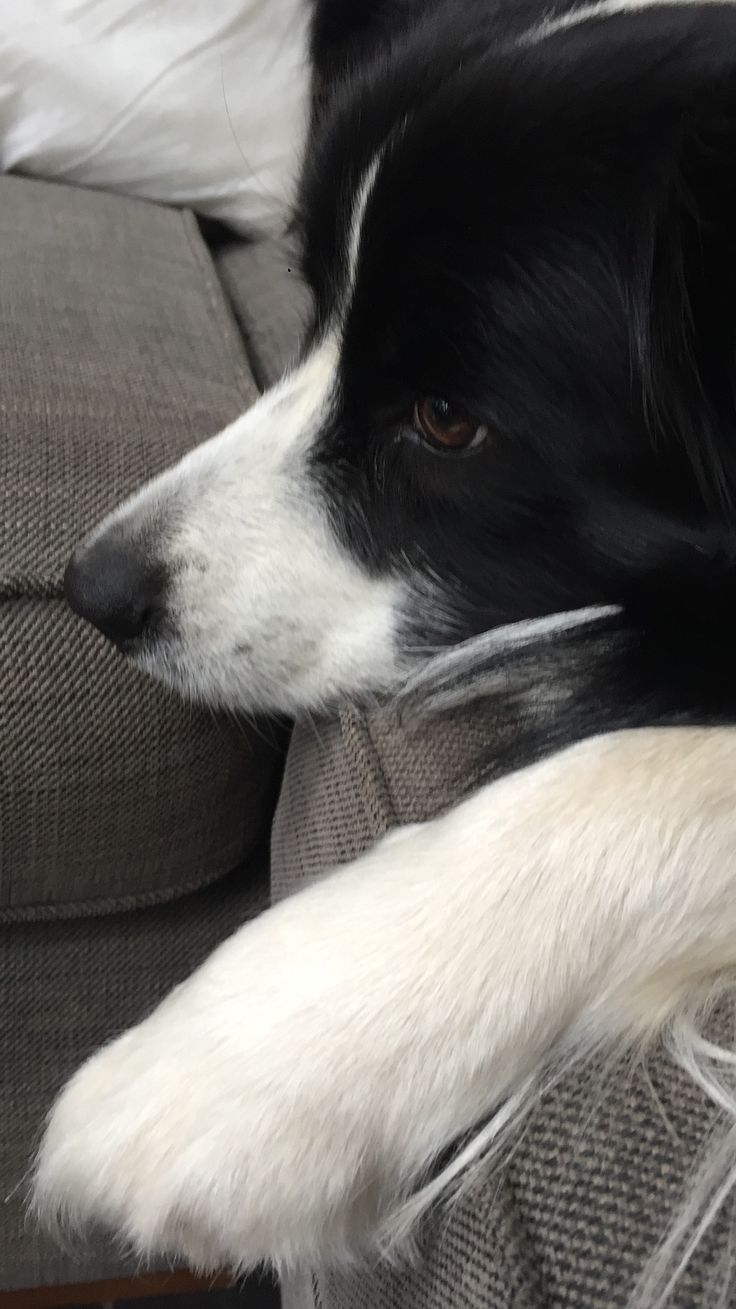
[0,175,289,1289]
[0,859,269,1290]
[0,175,282,915]
[211,231,311,388]
[272,708,736,1309]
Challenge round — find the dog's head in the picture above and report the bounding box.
[66,3,736,714]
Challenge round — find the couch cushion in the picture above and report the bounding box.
[0,174,282,918]
[210,232,311,388]
[272,708,735,1309]
[0,857,269,1289]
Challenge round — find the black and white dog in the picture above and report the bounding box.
[33,0,736,1296]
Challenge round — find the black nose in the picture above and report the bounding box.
[64,534,167,647]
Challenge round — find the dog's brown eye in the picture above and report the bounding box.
[412,397,488,452]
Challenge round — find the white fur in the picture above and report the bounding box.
[91,336,405,714]
[34,726,736,1278]
[524,0,733,45]
[346,156,382,306]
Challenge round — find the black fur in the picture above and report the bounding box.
[301,0,736,757]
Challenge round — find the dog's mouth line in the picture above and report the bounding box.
[114,622,179,662]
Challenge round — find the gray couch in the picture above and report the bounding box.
[1,173,732,1307]
[0,174,299,1294]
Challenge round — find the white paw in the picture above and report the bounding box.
[31,907,403,1272]
[32,809,510,1274]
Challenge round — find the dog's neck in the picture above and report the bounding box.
[399,606,736,784]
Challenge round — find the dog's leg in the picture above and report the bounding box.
[33,726,736,1273]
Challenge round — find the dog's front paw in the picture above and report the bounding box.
[32,920,394,1272]
[33,1018,239,1268]
[32,814,502,1273]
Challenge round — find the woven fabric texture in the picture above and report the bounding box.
[0,860,268,1290]
[272,707,736,1309]
[0,174,282,914]
[212,233,311,389]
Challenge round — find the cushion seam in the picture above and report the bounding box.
[180,209,259,409]
[338,706,398,839]
[0,844,261,924]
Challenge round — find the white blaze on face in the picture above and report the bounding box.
[93,332,405,714]
[520,0,729,45]
[345,154,382,310]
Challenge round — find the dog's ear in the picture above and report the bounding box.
[597,9,736,521]
[525,8,736,608]
[520,7,736,519]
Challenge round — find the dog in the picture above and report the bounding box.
[31,0,736,1300]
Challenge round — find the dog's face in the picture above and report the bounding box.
[65,4,736,714]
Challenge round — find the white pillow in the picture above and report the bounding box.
[0,0,311,235]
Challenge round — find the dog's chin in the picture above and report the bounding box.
[123,633,210,704]
[124,636,263,715]
[117,627,352,719]
[121,617,415,720]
